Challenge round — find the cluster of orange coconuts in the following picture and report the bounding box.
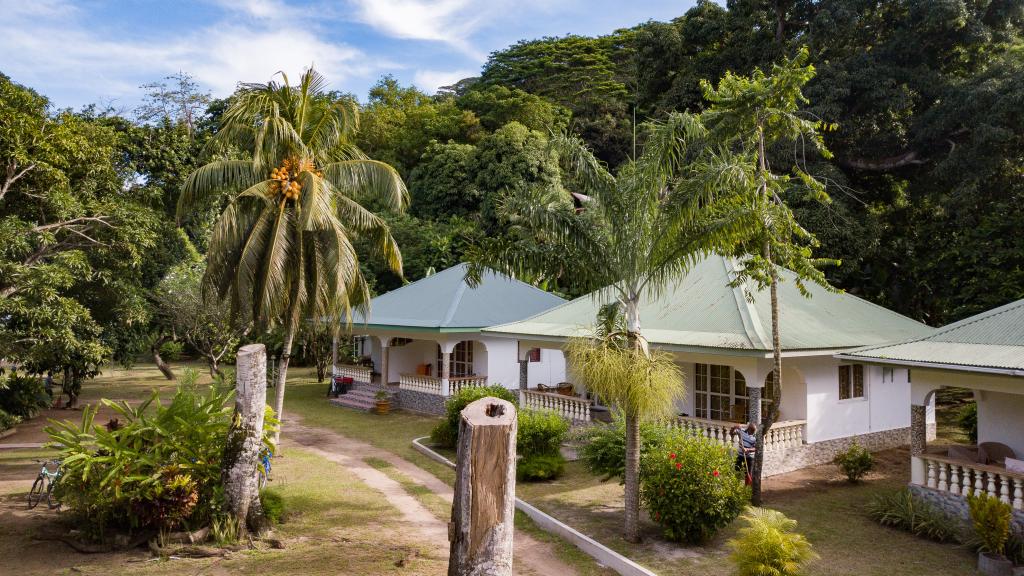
[269,158,322,201]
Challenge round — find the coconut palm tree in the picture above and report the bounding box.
[177,68,406,443]
[466,115,750,542]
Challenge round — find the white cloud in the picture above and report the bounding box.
[412,68,476,93]
[0,0,380,107]
[348,0,511,59]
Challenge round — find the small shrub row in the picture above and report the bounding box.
[516,408,569,482]
[429,385,518,448]
[866,488,960,542]
[575,414,672,482]
[0,408,20,432]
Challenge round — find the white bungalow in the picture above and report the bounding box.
[483,254,936,475]
[332,264,568,414]
[839,298,1024,526]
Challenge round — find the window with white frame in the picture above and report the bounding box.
[839,364,865,400]
[438,341,474,377]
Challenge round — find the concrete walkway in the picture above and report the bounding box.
[285,418,580,576]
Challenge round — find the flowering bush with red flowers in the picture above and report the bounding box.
[641,430,749,543]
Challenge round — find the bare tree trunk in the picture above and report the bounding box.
[449,397,517,576]
[222,343,268,535]
[151,335,175,380]
[751,240,782,506]
[272,324,296,446]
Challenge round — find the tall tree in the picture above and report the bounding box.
[467,115,746,541]
[178,68,406,443]
[135,72,212,137]
[699,48,836,504]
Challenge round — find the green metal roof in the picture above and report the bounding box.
[842,298,1024,373]
[353,263,565,332]
[483,254,931,353]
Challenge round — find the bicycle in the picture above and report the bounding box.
[257,448,273,490]
[28,459,62,510]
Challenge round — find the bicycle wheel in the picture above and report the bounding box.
[27,476,46,509]
[46,480,60,509]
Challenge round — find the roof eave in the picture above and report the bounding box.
[834,353,1024,378]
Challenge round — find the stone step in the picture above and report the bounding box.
[330,396,376,412]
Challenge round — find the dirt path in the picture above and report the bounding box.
[286,418,580,576]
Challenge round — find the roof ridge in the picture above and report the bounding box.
[369,263,467,301]
[441,279,469,327]
[723,256,771,350]
[856,298,1024,354]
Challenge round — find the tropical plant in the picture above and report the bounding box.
[177,68,407,444]
[968,491,1012,556]
[833,443,874,483]
[698,47,837,504]
[259,488,286,526]
[0,408,20,432]
[727,507,817,576]
[867,488,959,543]
[467,112,745,541]
[45,376,278,538]
[429,385,518,448]
[516,409,569,482]
[958,402,978,444]
[0,374,49,418]
[575,412,673,482]
[641,430,749,543]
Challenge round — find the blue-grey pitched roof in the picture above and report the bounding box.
[841,298,1024,374]
[352,263,565,332]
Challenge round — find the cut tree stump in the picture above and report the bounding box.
[448,397,517,576]
[222,343,269,535]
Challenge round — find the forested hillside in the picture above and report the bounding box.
[2,0,1021,379]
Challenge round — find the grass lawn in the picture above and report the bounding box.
[517,449,978,575]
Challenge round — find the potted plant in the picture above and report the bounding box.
[374,390,391,415]
[968,492,1014,576]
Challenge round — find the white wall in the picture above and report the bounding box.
[802,358,924,443]
[978,391,1024,458]
[482,338,567,391]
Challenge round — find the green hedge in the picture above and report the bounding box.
[430,385,518,448]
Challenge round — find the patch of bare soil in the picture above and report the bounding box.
[761,447,911,502]
[287,417,581,576]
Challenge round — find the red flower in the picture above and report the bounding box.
[712,469,720,477]
[669,452,677,460]
[675,462,682,470]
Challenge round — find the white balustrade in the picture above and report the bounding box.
[521,390,591,423]
[449,376,488,395]
[333,364,372,384]
[919,454,1024,511]
[399,374,443,395]
[668,417,806,453]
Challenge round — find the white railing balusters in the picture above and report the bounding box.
[333,364,372,384]
[399,374,442,395]
[521,390,591,423]
[917,454,1024,509]
[449,376,488,395]
[668,417,806,453]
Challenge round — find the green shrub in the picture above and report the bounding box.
[968,491,1012,555]
[0,374,49,418]
[0,408,20,432]
[640,430,749,543]
[46,377,278,537]
[260,489,286,525]
[517,409,569,459]
[517,453,566,481]
[957,402,978,444]
[833,443,874,482]
[159,340,185,361]
[727,507,816,576]
[867,488,959,542]
[430,385,518,448]
[576,412,671,482]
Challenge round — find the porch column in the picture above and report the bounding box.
[910,403,928,484]
[747,387,761,425]
[380,338,390,387]
[440,340,455,396]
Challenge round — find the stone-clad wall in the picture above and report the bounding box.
[909,484,1024,536]
[763,424,935,476]
[395,388,447,416]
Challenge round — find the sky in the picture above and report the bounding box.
[0,0,696,111]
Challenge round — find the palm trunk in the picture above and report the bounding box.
[151,335,175,380]
[272,323,297,446]
[623,296,644,543]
